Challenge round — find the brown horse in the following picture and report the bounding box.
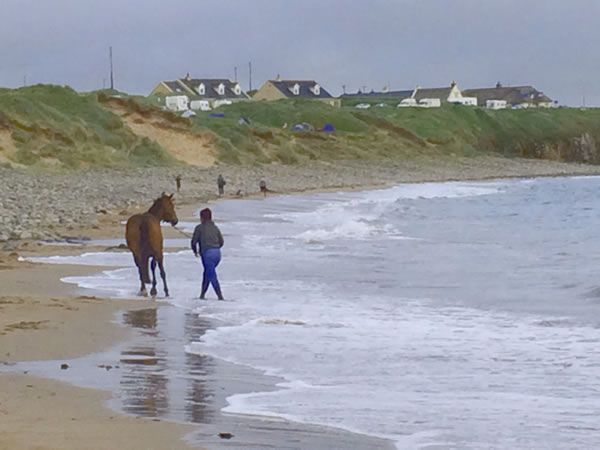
[125,193,178,297]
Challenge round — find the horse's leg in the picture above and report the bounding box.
[157,256,169,297]
[134,255,147,296]
[150,258,158,298]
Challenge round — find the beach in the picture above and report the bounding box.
[3,157,600,449]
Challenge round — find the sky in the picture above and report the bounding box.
[1,0,599,105]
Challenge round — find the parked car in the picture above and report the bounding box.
[213,99,233,108]
[355,103,371,109]
[190,100,211,111]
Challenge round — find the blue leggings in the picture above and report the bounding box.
[201,248,222,296]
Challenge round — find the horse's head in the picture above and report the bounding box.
[149,192,178,226]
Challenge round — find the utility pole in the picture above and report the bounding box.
[342,84,346,94]
[249,61,252,91]
[234,66,238,82]
[23,75,26,87]
[109,46,114,90]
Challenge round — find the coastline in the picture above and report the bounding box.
[0,206,397,449]
[3,157,600,449]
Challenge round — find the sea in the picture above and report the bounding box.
[26,176,600,449]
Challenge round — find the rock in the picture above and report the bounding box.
[60,363,69,370]
[218,433,234,439]
[19,231,32,240]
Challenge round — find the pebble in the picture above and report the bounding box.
[1,159,599,242]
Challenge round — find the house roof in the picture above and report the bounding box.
[157,77,248,99]
[341,90,413,98]
[179,78,248,99]
[462,85,553,105]
[269,80,333,99]
[163,80,188,94]
[412,87,454,101]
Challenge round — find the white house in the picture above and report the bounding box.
[165,95,189,112]
[150,74,249,108]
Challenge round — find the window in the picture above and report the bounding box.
[311,84,320,96]
[217,83,225,95]
[292,83,300,95]
[197,83,205,95]
[234,84,241,95]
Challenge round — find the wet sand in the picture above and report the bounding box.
[0,244,395,449]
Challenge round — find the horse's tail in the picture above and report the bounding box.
[139,221,151,284]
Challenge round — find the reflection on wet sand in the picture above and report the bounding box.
[117,307,216,424]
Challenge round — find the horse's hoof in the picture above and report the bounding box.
[150,288,157,297]
[164,293,170,298]
[138,290,148,297]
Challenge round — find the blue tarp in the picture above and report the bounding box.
[209,112,225,118]
[321,123,335,133]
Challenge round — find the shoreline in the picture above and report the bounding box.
[3,155,600,246]
[3,158,600,449]
[0,200,397,449]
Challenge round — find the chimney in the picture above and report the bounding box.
[276,74,281,81]
[185,72,191,81]
[450,80,457,88]
[496,81,502,88]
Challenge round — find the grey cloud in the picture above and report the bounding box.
[1,0,598,105]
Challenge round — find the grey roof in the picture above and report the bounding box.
[163,80,187,94]
[412,87,453,101]
[342,89,413,99]
[178,78,248,99]
[270,80,333,99]
[462,85,553,106]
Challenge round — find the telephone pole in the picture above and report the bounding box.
[248,61,252,91]
[109,46,114,90]
[234,66,238,82]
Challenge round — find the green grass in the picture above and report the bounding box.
[2,84,600,169]
[0,84,178,169]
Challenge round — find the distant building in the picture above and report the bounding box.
[412,82,463,104]
[342,89,414,100]
[343,82,470,105]
[150,74,249,108]
[463,83,555,108]
[253,77,341,107]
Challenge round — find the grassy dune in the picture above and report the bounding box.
[1,84,600,169]
[0,85,176,168]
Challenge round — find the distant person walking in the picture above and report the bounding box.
[217,174,226,196]
[259,179,268,197]
[175,175,182,193]
[191,208,224,300]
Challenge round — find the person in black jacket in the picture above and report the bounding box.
[191,208,224,300]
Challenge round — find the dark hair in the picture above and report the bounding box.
[200,208,212,222]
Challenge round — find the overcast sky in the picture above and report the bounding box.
[2,0,599,105]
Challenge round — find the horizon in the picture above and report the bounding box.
[2,0,599,106]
